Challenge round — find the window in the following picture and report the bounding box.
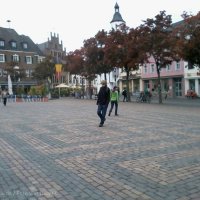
[29,69,33,77]
[73,77,76,84]
[12,54,19,62]
[36,56,43,63]
[25,69,31,77]
[11,41,17,48]
[166,64,171,71]
[0,40,5,47]
[3,70,7,77]
[143,65,147,73]
[150,64,155,73]
[26,56,32,64]
[175,62,180,70]
[23,43,28,49]
[0,54,5,62]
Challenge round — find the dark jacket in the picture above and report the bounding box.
[97,86,110,105]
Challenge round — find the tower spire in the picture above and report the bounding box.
[110,2,125,30]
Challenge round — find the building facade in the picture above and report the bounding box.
[0,27,44,94]
[38,32,70,86]
[141,56,185,98]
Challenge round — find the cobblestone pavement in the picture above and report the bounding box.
[0,99,200,200]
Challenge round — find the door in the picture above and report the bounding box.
[174,78,182,97]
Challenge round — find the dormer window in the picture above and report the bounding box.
[23,43,28,49]
[0,40,5,47]
[11,41,17,48]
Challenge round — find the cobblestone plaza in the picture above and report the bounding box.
[0,99,200,200]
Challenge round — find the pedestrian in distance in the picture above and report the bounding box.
[108,86,119,116]
[1,89,8,106]
[96,80,110,127]
[122,88,127,102]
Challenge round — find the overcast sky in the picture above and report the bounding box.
[0,0,199,52]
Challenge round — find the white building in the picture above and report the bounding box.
[184,62,200,96]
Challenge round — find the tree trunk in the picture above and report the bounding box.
[104,73,107,80]
[89,80,92,99]
[156,65,162,104]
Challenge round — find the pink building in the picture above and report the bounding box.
[141,56,185,98]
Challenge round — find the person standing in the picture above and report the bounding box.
[108,86,119,116]
[2,89,8,106]
[122,88,127,102]
[96,80,110,127]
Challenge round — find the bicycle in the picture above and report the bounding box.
[136,92,151,103]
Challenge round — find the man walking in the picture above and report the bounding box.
[96,80,110,127]
[1,89,8,106]
[122,88,127,102]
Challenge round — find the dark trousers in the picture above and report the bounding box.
[109,101,118,115]
[97,104,108,124]
[3,98,7,106]
[123,95,127,102]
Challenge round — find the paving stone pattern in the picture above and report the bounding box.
[0,99,200,200]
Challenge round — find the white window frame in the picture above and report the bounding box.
[0,54,5,62]
[12,54,19,62]
[26,56,32,64]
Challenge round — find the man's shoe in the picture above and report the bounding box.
[99,123,103,127]
[115,114,119,116]
[108,113,110,116]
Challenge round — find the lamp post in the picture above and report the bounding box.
[13,66,19,95]
[113,67,119,86]
[81,76,85,99]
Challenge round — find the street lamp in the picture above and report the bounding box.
[113,67,119,85]
[81,76,85,99]
[13,66,20,94]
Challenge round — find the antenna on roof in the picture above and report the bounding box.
[7,20,11,28]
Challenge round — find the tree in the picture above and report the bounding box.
[6,61,26,82]
[140,11,179,104]
[82,37,99,99]
[95,29,113,79]
[105,24,145,101]
[33,56,55,83]
[174,11,200,68]
[65,49,84,75]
